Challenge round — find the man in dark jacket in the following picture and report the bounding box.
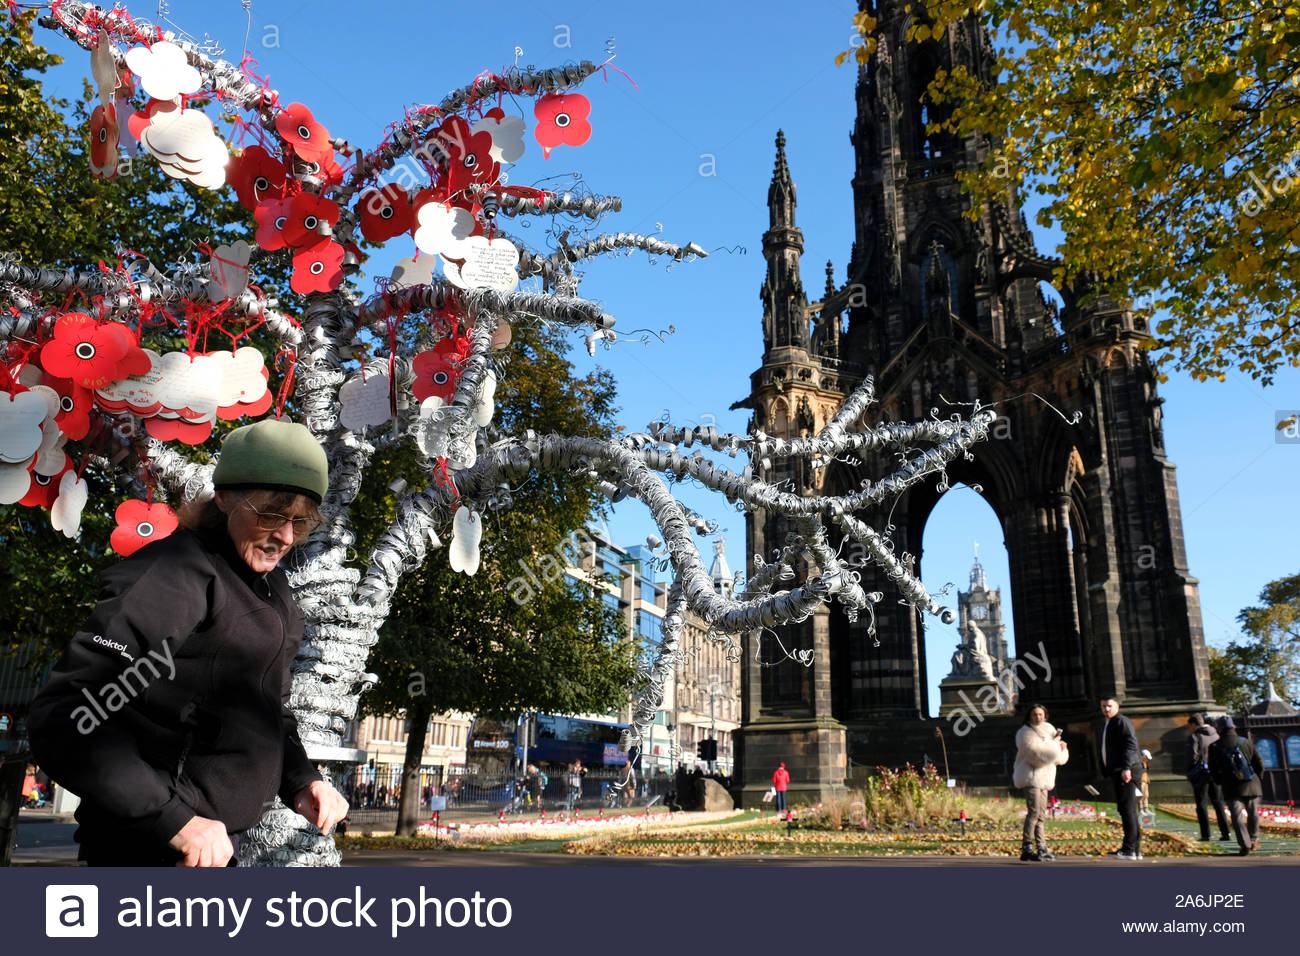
[1208,716,1266,855]
[1186,714,1232,842]
[29,420,348,866]
[1099,695,1143,859]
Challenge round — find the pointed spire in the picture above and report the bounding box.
[768,130,797,229]
[824,260,836,298]
[970,544,987,591]
[774,129,790,180]
[710,538,733,598]
[761,129,806,352]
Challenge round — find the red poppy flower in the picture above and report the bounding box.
[411,334,469,402]
[19,453,71,509]
[276,102,333,164]
[533,93,592,158]
[40,313,130,388]
[99,322,151,377]
[254,198,294,251]
[145,416,213,445]
[45,377,93,441]
[300,151,344,187]
[227,144,288,211]
[89,103,118,179]
[110,498,179,556]
[431,116,500,194]
[358,184,414,243]
[290,239,345,294]
[281,193,340,249]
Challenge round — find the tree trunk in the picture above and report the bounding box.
[396,699,434,836]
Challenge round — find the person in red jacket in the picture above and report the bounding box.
[772,762,790,813]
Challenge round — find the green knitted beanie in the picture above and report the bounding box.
[212,419,329,503]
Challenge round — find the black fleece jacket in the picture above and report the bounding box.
[28,526,321,844]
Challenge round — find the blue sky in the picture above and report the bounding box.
[41,1,1299,713]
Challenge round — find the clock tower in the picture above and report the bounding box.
[939,549,1015,716]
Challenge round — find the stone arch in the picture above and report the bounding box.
[769,398,790,437]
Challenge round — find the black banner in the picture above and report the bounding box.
[2,863,1295,952]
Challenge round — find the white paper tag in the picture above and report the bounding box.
[339,373,393,432]
[0,462,32,505]
[448,506,482,576]
[472,369,497,427]
[210,240,252,300]
[472,113,526,164]
[33,417,68,476]
[413,202,474,258]
[139,109,228,189]
[445,236,519,292]
[92,29,118,106]
[389,255,437,290]
[51,470,89,538]
[0,391,48,464]
[125,41,201,101]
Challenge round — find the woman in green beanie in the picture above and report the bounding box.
[30,419,348,866]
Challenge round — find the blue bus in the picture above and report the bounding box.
[465,714,631,775]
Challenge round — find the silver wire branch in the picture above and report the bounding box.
[0,260,286,328]
[145,438,216,504]
[620,582,685,756]
[356,281,614,333]
[336,61,601,208]
[39,1,281,120]
[489,189,622,221]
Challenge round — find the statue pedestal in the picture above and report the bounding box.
[939,679,1009,719]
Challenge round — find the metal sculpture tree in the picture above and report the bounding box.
[0,2,992,865]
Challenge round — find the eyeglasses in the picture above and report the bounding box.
[242,501,321,535]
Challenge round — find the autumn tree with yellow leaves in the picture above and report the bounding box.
[841,1,1300,383]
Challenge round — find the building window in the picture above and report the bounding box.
[638,610,664,646]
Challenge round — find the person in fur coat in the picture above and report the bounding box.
[1013,703,1069,861]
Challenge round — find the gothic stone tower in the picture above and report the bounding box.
[735,1,1215,804]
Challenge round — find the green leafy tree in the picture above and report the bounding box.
[352,321,638,835]
[1209,573,1300,712]
[839,1,1300,383]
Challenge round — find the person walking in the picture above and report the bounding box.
[566,760,585,812]
[1208,716,1265,855]
[28,419,349,866]
[772,761,790,814]
[1186,714,1232,842]
[1013,704,1069,862]
[1099,695,1143,860]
